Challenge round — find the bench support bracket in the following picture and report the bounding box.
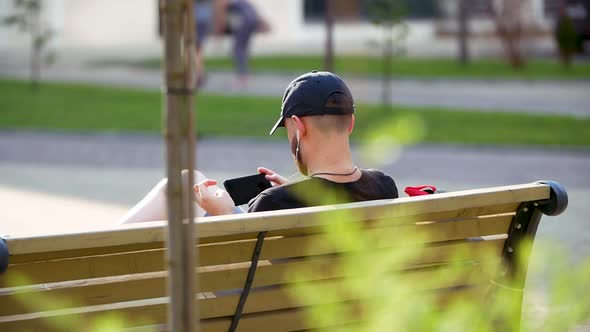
[228,231,267,332]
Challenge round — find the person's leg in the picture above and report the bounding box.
[194,46,207,88]
[118,170,207,224]
[233,30,251,77]
[194,5,212,88]
[232,2,258,84]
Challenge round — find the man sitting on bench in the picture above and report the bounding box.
[119,71,398,223]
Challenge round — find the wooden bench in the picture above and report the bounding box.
[0,181,568,331]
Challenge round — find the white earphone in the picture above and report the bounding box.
[295,130,300,155]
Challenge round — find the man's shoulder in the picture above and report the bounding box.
[248,178,313,212]
[361,168,395,182]
[362,168,389,176]
[261,178,314,196]
[357,168,398,199]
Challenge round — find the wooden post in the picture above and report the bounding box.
[324,0,335,72]
[457,0,470,66]
[161,0,197,331]
[30,0,41,91]
[381,22,393,108]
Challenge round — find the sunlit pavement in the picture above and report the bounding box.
[0,186,128,237]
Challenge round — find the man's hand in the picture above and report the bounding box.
[258,167,288,187]
[194,179,236,216]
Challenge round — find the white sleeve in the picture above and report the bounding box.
[118,170,208,224]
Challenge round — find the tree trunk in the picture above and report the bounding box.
[382,23,393,108]
[559,50,572,68]
[324,0,335,72]
[162,0,197,331]
[457,0,470,66]
[30,3,41,91]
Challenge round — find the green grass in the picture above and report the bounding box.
[114,55,590,80]
[1,79,589,147]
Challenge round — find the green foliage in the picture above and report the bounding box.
[4,272,155,331]
[1,80,589,147]
[3,13,27,30]
[3,0,39,30]
[555,12,578,66]
[3,0,40,27]
[2,0,56,87]
[365,0,407,25]
[525,241,590,331]
[360,113,425,165]
[3,0,53,49]
[364,0,409,106]
[556,14,577,52]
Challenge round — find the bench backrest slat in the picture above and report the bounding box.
[4,183,548,256]
[2,212,513,288]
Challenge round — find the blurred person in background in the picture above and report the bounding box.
[214,0,270,88]
[193,0,269,89]
[194,0,214,88]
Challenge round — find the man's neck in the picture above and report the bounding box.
[304,140,360,183]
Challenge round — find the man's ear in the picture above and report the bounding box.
[348,114,355,134]
[292,115,306,138]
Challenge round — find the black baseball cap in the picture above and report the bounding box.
[269,71,355,135]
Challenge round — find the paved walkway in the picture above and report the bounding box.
[0,58,589,117]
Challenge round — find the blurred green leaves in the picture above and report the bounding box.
[288,220,590,331]
[365,0,407,25]
[3,270,157,331]
[2,0,56,90]
[284,185,590,331]
[361,112,426,166]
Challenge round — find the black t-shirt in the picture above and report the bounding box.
[247,169,398,212]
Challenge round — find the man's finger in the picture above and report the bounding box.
[258,167,274,175]
[195,182,210,198]
[197,179,218,187]
[266,174,286,186]
[193,184,201,194]
[193,184,203,205]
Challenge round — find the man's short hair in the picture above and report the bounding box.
[270,71,355,135]
[303,92,353,133]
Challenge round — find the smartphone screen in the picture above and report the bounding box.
[223,173,272,205]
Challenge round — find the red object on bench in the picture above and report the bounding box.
[405,185,438,197]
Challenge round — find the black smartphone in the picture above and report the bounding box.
[223,173,272,205]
